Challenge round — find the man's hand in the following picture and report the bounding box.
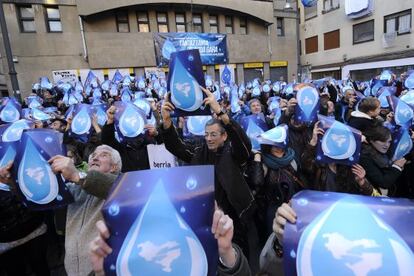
[212,208,236,268]
[0,161,14,186]
[201,86,230,124]
[89,220,112,276]
[273,202,296,246]
[145,124,158,137]
[49,155,80,183]
[106,106,116,125]
[161,93,175,129]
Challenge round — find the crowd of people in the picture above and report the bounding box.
[0,69,413,276]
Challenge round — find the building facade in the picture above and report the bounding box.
[0,0,299,98]
[299,0,414,80]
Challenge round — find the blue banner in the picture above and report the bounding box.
[284,190,414,275]
[154,33,228,66]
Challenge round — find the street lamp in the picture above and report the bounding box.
[284,1,301,82]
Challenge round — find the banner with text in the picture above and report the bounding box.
[154,33,228,66]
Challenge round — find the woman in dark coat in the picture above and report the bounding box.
[359,126,407,196]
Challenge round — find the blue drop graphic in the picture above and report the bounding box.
[96,108,108,126]
[170,59,203,112]
[71,107,92,135]
[262,84,270,93]
[116,181,208,276]
[246,119,265,150]
[68,94,79,106]
[118,104,145,137]
[260,125,287,144]
[0,101,20,123]
[380,70,392,82]
[273,108,282,126]
[17,138,59,204]
[378,90,391,108]
[252,87,261,97]
[40,77,52,90]
[187,116,210,136]
[321,122,356,160]
[110,84,119,97]
[101,80,111,91]
[162,39,177,60]
[297,196,414,276]
[395,101,413,127]
[133,99,151,116]
[112,70,123,84]
[404,74,414,89]
[221,65,231,85]
[121,91,131,103]
[392,130,413,161]
[297,86,318,120]
[0,145,16,168]
[28,98,42,109]
[32,108,51,121]
[400,91,414,106]
[2,119,31,142]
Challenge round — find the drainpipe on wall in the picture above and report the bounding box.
[79,16,88,62]
[266,23,273,59]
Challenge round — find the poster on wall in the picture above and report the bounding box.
[154,33,228,66]
[219,64,235,86]
[52,70,79,84]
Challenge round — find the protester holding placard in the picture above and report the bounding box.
[160,86,255,257]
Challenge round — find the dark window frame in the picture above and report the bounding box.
[225,15,233,34]
[240,17,248,35]
[353,19,375,45]
[322,0,340,14]
[276,17,284,36]
[44,5,62,33]
[137,11,150,32]
[175,12,186,32]
[157,12,169,33]
[115,10,130,33]
[384,9,412,36]
[209,14,218,33]
[17,4,36,33]
[192,13,203,32]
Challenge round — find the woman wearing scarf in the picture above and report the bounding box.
[247,125,306,246]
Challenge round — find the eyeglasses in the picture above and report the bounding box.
[204,132,221,138]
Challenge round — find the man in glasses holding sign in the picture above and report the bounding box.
[160,86,255,257]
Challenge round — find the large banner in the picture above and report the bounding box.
[284,190,414,275]
[154,33,228,66]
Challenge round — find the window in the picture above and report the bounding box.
[305,35,318,54]
[225,16,233,34]
[384,9,411,35]
[209,15,218,33]
[323,0,339,12]
[276,17,284,36]
[137,11,150,32]
[324,29,340,50]
[116,11,129,32]
[176,13,186,32]
[353,20,374,44]
[157,12,169,33]
[45,6,62,32]
[304,5,317,20]
[192,13,203,32]
[240,17,247,35]
[17,5,35,32]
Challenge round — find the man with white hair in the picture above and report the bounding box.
[49,144,122,276]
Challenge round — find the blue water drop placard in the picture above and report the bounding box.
[102,165,217,275]
[167,49,209,117]
[283,190,414,276]
[11,129,74,210]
